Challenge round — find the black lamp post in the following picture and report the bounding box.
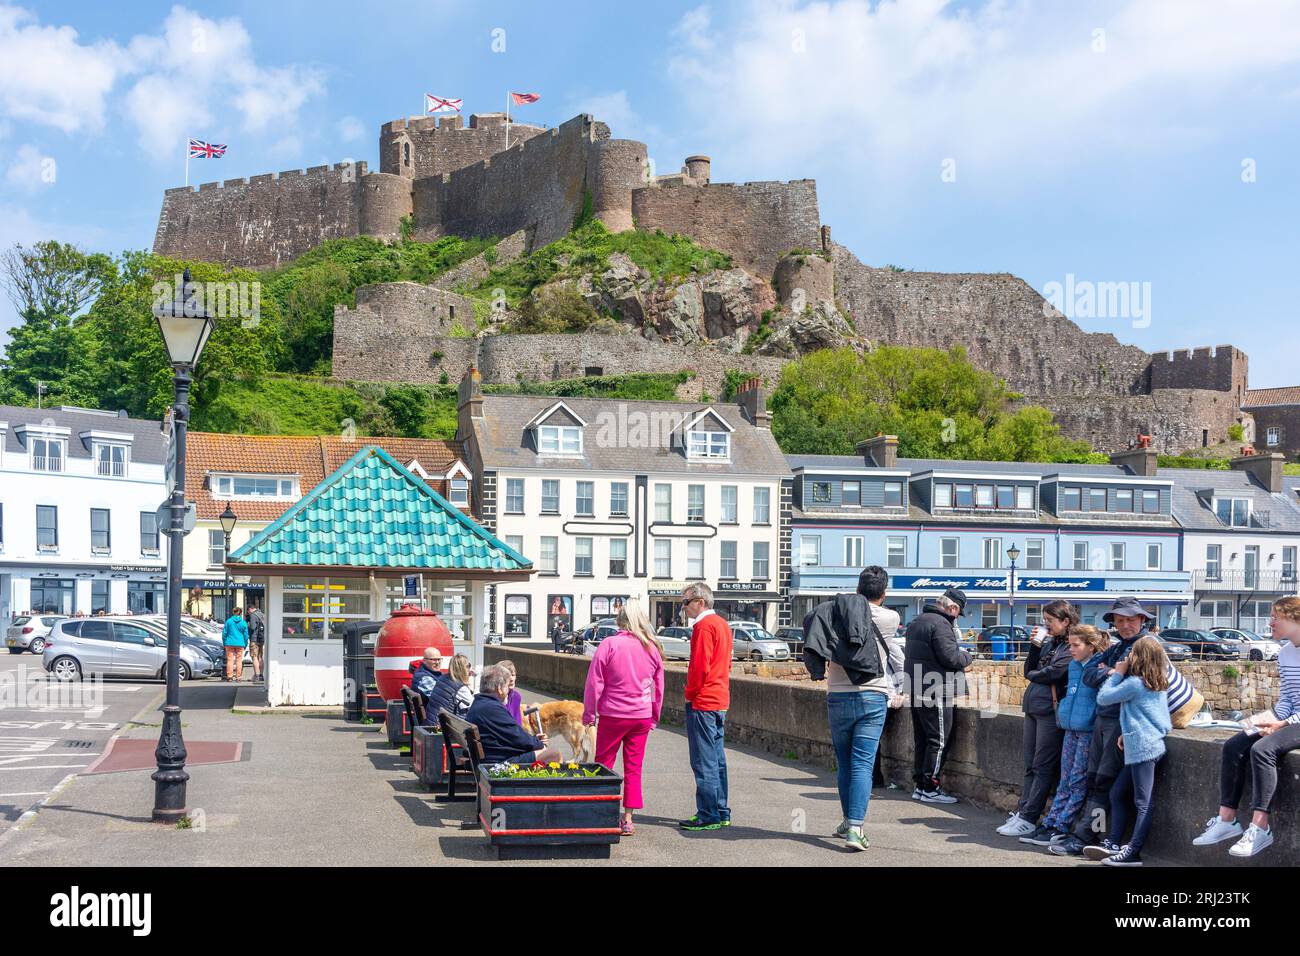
[151,267,215,823]
[1006,543,1021,648]
[219,503,238,623]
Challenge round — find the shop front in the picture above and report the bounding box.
[792,567,1193,634]
[180,576,267,621]
[649,581,779,631]
[2,562,168,619]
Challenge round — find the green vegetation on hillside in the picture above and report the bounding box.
[770,346,1097,462]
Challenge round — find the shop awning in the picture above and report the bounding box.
[225,445,532,580]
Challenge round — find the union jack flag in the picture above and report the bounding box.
[425,94,462,114]
[189,139,227,159]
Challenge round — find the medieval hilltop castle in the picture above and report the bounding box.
[152,110,1282,454]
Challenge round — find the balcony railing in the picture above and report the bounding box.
[1193,570,1298,593]
[31,456,63,472]
[96,459,126,477]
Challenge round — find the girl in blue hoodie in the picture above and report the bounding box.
[1088,636,1172,866]
[1024,625,1111,847]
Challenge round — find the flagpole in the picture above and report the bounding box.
[185,138,190,187]
[505,91,510,150]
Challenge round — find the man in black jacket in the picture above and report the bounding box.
[465,665,562,765]
[904,588,971,803]
[1051,595,1153,857]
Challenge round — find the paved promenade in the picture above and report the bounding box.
[0,681,1147,867]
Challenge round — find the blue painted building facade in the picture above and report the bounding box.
[788,448,1193,633]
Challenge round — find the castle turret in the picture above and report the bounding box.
[684,155,711,184]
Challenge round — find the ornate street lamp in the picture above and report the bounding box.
[150,267,215,823]
[219,504,238,627]
[1006,543,1022,648]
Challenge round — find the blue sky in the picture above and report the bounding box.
[1,0,1297,386]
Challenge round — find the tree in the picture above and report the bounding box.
[769,346,1093,462]
[1,241,116,321]
[379,385,431,437]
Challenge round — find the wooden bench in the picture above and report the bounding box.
[399,685,425,754]
[435,708,483,804]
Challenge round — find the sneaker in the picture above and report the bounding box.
[998,813,1037,837]
[1083,839,1120,861]
[913,788,959,805]
[844,827,869,852]
[678,816,723,831]
[620,819,635,836]
[834,819,851,838]
[1020,826,1068,847]
[1228,824,1273,858]
[1048,835,1087,857]
[720,817,731,827]
[1102,844,1143,867]
[1192,816,1243,847]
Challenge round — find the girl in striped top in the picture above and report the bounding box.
[1192,596,1300,858]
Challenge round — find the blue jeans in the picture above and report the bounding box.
[827,691,888,825]
[685,703,730,824]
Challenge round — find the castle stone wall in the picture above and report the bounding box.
[357,172,413,242]
[631,180,822,278]
[1022,388,1242,453]
[1150,345,1249,406]
[153,162,367,270]
[379,114,545,180]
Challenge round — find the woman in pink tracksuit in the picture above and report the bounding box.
[583,597,665,836]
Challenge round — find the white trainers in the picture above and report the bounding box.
[914,788,959,805]
[1228,824,1273,858]
[1192,816,1243,846]
[997,813,1037,837]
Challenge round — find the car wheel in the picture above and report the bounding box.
[1249,649,1262,661]
[160,661,191,682]
[50,656,82,681]
[750,650,764,661]
[28,637,46,654]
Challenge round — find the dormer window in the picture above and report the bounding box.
[1214,497,1251,528]
[539,425,582,455]
[687,430,729,460]
[30,436,64,472]
[212,473,299,499]
[449,479,469,507]
[95,442,128,477]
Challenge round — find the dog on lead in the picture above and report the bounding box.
[522,700,596,763]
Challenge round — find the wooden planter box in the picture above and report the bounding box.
[477,764,623,860]
[411,724,459,790]
[385,700,410,747]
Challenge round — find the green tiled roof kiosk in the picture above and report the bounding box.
[227,446,532,706]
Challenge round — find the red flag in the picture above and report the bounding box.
[510,92,540,105]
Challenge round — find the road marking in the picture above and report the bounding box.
[0,765,93,770]
[0,737,55,753]
[0,791,47,797]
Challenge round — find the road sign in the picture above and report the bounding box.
[156,500,197,536]
[403,575,419,598]
[165,436,178,494]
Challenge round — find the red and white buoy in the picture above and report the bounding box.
[374,603,453,702]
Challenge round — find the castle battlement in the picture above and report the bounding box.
[1149,344,1248,396]
[174,161,369,194]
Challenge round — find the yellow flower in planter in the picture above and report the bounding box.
[548,761,561,769]
[567,762,579,770]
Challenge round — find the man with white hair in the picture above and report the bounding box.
[466,664,562,765]
[903,588,971,803]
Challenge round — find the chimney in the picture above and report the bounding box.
[456,367,483,440]
[1109,434,1157,477]
[735,375,770,429]
[855,434,898,468]
[1230,450,1284,493]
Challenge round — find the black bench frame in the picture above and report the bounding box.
[435,708,484,805]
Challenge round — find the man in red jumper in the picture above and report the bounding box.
[680,582,734,831]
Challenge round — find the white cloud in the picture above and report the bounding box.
[0,5,125,133]
[337,115,366,143]
[4,143,55,191]
[0,4,325,157]
[666,0,1300,180]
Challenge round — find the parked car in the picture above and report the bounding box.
[974,625,1033,659]
[1161,628,1242,661]
[1210,628,1281,662]
[579,618,620,656]
[729,622,790,661]
[6,614,66,654]
[42,618,217,681]
[131,616,229,674]
[1155,635,1193,662]
[655,626,692,661]
[775,626,804,657]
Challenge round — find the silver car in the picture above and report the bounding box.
[42,619,215,681]
[655,626,692,661]
[729,622,790,661]
[1211,628,1281,662]
[6,614,66,655]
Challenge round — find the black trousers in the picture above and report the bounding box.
[1220,724,1300,813]
[1017,712,1065,821]
[1072,716,1124,842]
[911,701,955,790]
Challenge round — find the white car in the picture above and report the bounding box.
[6,614,66,654]
[655,626,692,661]
[1211,628,1281,662]
[729,622,791,661]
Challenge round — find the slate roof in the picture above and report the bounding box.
[787,454,1133,479]
[1244,387,1300,407]
[0,404,166,463]
[471,395,791,477]
[227,446,530,575]
[1162,468,1300,534]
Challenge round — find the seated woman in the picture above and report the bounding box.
[1193,596,1300,858]
[466,665,562,765]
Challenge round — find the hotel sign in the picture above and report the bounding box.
[891,575,1106,593]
